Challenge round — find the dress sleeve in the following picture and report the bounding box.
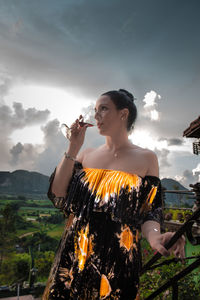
[47,161,83,211]
[140,176,164,227]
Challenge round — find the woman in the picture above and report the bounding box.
[43,89,185,300]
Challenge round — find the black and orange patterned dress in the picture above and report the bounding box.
[43,162,163,300]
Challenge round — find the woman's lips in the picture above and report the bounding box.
[97,123,103,128]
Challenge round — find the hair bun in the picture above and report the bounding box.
[118,89,136,102]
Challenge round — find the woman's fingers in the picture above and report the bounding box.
[155,232,186,258]
[156,244,170,257]
[79,123,88,135]
[70,119,79,129]
[174,238,185,259]
[166,234,185,258]
[173,247,185,259]
[151,232,186,259]
[68,118,88,145]
[179,246,186,259]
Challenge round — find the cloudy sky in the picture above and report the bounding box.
[0,0,199,188]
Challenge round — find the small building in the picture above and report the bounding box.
[183,115,200,155]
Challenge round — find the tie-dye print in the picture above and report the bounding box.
[43,162,163,299]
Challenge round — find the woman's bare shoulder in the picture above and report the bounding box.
[76,147,96,163]
[141,148,159,177]
[142,147,158,161]
[130,144,156,156]
[129,145,159,177]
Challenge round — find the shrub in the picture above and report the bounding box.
[140,238,200,299]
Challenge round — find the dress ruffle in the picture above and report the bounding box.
[44,162,164,299]
[47,162,163,228]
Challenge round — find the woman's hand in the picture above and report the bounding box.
[149,231,185,258]
[68,115,88,151]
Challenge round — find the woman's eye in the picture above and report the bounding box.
[94,106,108,113]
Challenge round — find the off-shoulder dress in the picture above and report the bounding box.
[42,161,163,300]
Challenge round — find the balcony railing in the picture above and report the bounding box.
[140,182,200,299]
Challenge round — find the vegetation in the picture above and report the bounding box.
[164,208,193,223]
[0,253,31,285]
[0,194,199,299]
[140,238,200,299]
[0,196,64,287]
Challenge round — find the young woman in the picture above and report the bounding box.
[43,89,185,299]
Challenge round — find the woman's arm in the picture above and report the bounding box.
[51,118,88,197]
[142,220,185,258]
[141,150,185,258]
[141,220,169,256]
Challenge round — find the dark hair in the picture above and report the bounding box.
[101,89,137,131]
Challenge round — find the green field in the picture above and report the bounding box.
[47,223,65,239]
[26,199,52,206]
[20,206,57,212]
[0,195,65,239]
[17,226,39,237]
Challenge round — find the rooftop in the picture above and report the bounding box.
[183,115,200,138]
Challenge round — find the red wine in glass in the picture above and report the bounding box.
[61,113,95,140]
[79,121,94,127]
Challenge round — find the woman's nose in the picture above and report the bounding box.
[94,111,99,120]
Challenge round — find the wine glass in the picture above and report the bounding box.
[60,105,96,140]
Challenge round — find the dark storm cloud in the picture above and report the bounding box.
[0,102,50,134]
[183,169,198,183]
[136,110,192,140]
[5,119,65,173]
[0,0,199,175]
[0,0,200,101]
[10,142,23,164]
[178,168,200,188]
[6,119,65,173]
[0,72,13,102]
[9,142,39,167]
[34,119,68,175]
[158,137,184,146]
[154,148,171,170]
[167,138,184,146]
[0,101,50,170]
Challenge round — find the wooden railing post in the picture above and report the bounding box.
[172,282,178,300]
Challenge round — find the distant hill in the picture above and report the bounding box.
[161,178,187,191]
[161,178,194,207]
[0,170,50,196]
[0,170,195,206]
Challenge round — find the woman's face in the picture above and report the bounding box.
[94,95,127,136]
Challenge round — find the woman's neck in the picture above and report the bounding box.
[105,132,132,152]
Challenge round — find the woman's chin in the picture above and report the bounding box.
[98,127,106,136]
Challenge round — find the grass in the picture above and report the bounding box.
[16,222,65,239]
[1,196,65,239]
[26,199,53,206]
[17,225,39,237]
[47,223,65,239]
[20,206,57,212]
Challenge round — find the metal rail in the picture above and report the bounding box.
[140,184,200,299]
[141,206,200,275]
[144,257,200,300]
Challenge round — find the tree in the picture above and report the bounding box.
[21,231,59,252]
[0,253,30,285]
[0,203,19,269]
[35,251,55,280]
